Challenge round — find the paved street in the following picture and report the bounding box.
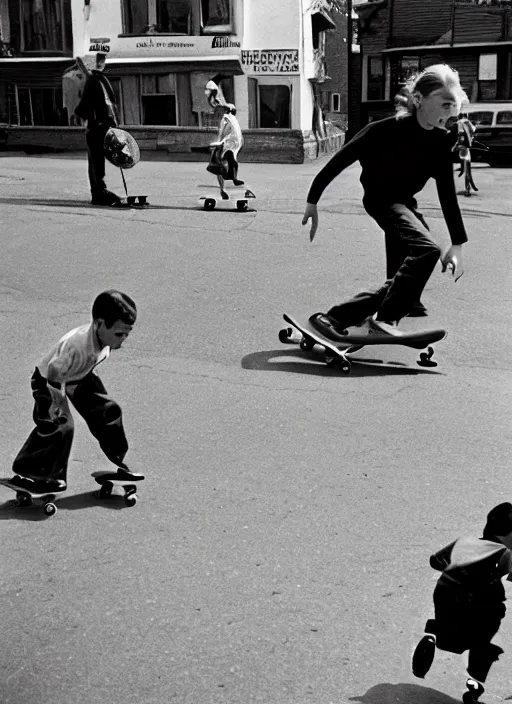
[0,152,511,704]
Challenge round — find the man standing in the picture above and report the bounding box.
[75,53,121,206]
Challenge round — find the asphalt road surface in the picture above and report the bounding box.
[0,153,511,704]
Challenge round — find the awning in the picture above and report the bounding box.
[0,58,74,86]
[312,9,336,33]
[104,56,244,76]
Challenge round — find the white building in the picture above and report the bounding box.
[0,0,343,160]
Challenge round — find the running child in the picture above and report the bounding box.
[412,502,512,703]
[9,290,143,493]
[301,64,468,340]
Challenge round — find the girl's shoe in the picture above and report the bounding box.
[412,635,436,678]
[462,679,485,703]
[309,313,348,341]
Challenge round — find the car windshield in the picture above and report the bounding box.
[497,111,512,125]
[467,111,493,126]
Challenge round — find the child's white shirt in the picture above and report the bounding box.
[37,323,110,385]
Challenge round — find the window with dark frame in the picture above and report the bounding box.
[141,74,177,125]
[122,0,233,35]
[14,0,72,53]
[367,56,385,101]
[201,0,231,31]
[259,85,290,128]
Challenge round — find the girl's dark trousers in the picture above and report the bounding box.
[327,202,441,326]
[12,368,129,482]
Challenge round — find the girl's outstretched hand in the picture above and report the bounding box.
[302,203,319,241]
[441,245,464,282]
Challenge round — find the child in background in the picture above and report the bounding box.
[412,503,512,703]
[9,290,144,493]
[302,64,468,340]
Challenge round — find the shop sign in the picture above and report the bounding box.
[104,35,241,58]
[89,37,111,53]
[241,50,299,74]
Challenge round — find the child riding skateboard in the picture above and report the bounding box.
[205,77,245,200]
[9,290,143,493]
[412,502,512,703]
[302,64,469,341]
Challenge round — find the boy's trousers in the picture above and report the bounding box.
[327,203,441,325]
[12,368,128,482]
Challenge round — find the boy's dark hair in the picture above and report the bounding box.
[92,290,137,327]
[483,502,512,540]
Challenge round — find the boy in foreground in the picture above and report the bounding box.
[9,290,144,493]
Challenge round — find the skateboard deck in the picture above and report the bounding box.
[279,314,446,373]
[92,470,144,507]
[0,477,65,516]
[198,184,256,212]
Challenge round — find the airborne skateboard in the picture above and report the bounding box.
[0,477,66,516]
[198,184,256,212]
[279,313,447,373]
[92,470,144,507]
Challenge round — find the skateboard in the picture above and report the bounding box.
[92,470,144,507]
[198,184,256,212]
[279,313,447,374]
[0,477,66,516]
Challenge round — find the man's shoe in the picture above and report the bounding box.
[368,316,404,337]
[309,313,348,341]
[412,635,436,678]
[91,191,122,206]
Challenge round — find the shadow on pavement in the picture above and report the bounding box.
[0,196,203,212]
[349,682,460,704]
[241,349,443,377]
[0,490,131,521]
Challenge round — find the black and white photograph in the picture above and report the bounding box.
[1,1,512,703]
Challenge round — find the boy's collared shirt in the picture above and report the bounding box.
[37,323,110,385]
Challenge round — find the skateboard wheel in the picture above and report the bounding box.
[300,336,315,352]
[16,492,32,508]
[99,482,113,498]
[203,198,216,211]
[44,502,57,516]
[125,494,138,507]
[278,327,293,343]
[236,200,248,211]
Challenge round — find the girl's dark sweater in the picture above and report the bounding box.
[307,114,468,245]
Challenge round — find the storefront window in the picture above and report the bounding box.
[259,85,290,128]
[123,0,232,35]
[15,85,65,125]
[200,0,232,34]
[13,0,72,53]
[141,73,177,125]
[156,0,192,33]
[367,56,385,101]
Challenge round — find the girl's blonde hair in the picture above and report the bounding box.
[394,63,468,117]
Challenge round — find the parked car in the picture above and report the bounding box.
[463,103,512,166]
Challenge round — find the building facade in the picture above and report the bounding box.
[353,0,512,131]
[0,0,349,161]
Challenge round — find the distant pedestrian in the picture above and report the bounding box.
[75,52,122,206]
[302,64,468,341]
[9,290,143,493]
[412,502,512,703]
